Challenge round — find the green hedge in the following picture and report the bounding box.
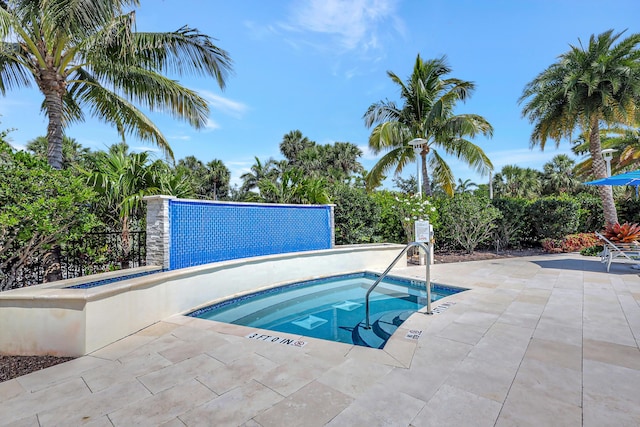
[526,196,580,240]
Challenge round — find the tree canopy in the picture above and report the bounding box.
[0,0,233,168]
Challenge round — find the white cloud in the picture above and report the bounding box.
[244,20,281,39]
[286,0,400,53]
[225,160,254,189]
[357,144,378,161]
[168,135,192,141]
[130,145,161,153]
[199,91,248,118]
[204,118,220,130]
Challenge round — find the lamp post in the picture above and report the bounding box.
[601,148,616,177]
[408,138,428,198]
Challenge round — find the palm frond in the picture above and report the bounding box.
[364,146,413,190]
[429,150,455,196]
[89,65,209,128]
[129,27,232,88]
[0,44,32,94]
[68,68,173,160]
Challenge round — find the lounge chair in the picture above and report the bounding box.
[595,231,640,272]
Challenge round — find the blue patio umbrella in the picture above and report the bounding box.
[584,170,640,198]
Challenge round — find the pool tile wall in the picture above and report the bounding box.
[168,199,333,270]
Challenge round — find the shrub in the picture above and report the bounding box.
[541,233,599,253]
[393,194,438,243]
[617,199,640,224]
[0,143,99,289]
[491,197,530,250]
[330,184,380,245]
[371,191,405,243]
[436,194,502,253]
[527,196,579,241]
[580,245,603,257]
[575,193,604,232]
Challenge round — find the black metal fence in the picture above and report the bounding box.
[1,231,146,291]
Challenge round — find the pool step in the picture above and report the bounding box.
[373,310,412,340]
[351,309,414,349]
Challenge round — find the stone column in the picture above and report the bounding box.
[144,195,175,269]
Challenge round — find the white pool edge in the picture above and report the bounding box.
[0,244,404,356]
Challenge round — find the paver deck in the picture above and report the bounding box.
[2,252,640,426]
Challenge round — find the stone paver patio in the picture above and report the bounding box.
[1,252,639,426]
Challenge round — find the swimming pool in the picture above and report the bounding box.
[188,272,465,348]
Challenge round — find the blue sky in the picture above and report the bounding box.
[2,0,637,189]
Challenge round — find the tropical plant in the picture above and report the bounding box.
[26,135,92,169]
[371,191,405,243]
[617,129,640,170]
[257,168,330,205]
[520,29,640,225]
[240,157,278,193]
[617,198,640,224]
[492,165,542,199]
[455,178,478,194]
[491,197,530,250]
[572,126,640,176]
[280,131,364,182]
[0,141,98,288]
[392,193,437,243]
[602,222,640,243]
[541,233,599,254]
[436,193,501,253]
[202,159,230,200]
[392,175,418,195]
[541,154,580,195]
[363,54,493,195]
[280,130,315,165]
[330,184,380,244]
[0,0,232,169]
[86,144,162,266]
[150,160,194,199]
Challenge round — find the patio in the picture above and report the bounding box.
[1,252,639,426]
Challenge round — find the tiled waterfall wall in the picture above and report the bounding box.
[144,196,335,270]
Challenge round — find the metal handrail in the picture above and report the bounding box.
[364,241,432,329]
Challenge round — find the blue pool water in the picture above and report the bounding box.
[188,272,465,348]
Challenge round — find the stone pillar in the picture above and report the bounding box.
[144,195,175,269]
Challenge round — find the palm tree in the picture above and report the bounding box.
[572,126,640,175]
[492,165,541,199]
[204,159,230,200]
[150,160,194,199]
[542,154,580,195]
[26,135,91,168]
[455,178,478,194]
[328,142,364,180]
[0,0,232,169]
[87,144,160,267]
[520,30,640,225]
[240,156,277,193]
[280,130,315,164]
[363,54,493,196]
[257,168,330,205]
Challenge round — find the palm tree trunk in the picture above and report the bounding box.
[40,69,65,170]
[421,148,431,197]
[589,119,618,226]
